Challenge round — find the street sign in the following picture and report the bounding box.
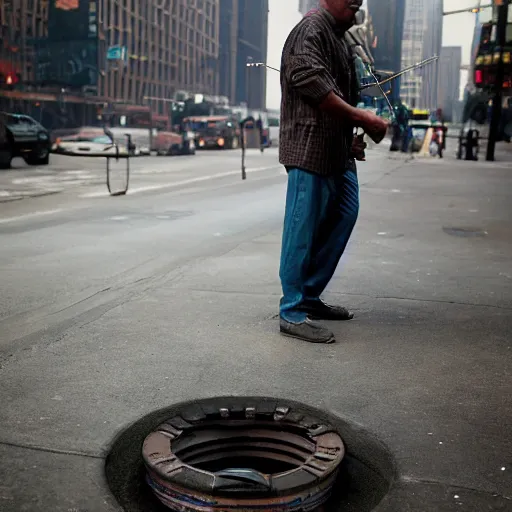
[106,46,127,61]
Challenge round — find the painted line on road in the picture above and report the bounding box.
[79,165,281,198]
[0,208,64,225]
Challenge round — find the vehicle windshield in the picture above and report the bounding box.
[60,133,111,143]
[190,119,230,133]
[7,115,33,124]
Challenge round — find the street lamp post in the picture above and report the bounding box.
[246,56,253,110]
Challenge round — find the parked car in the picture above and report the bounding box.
[52,129,132,157]
[0,112,51,169]
[154,130,196,156]
[51,127,149,156]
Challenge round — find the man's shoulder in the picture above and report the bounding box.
[284,11,329,50]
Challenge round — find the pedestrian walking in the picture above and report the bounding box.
[278,0,388,344]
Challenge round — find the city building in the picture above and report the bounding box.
[298,0,318,16]
[0,0,221,128]
[219,0,239,105]
[437,46,462,121]
[0,0,48,98]
[367,0,406,100]
[234,0,268,110]
[400,0,443,110]
[218,0,269,111]
[368,0,443,109]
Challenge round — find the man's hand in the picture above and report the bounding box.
[358,111,389,144]
[319,93,390,144]
[351,135,367,161]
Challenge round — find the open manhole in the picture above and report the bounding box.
[443,227,488,238]
[106,397,396,512]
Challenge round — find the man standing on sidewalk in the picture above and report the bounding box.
[279,0,388,344]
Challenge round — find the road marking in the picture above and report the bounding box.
[79,165,280,198]
[0,208,63,225]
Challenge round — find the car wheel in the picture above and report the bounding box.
[0,146,13,169]
[167,144,179,156]
[25,146,50,166]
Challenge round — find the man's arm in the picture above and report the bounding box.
[284,28,388,142]
[284,29,338,107]
[319,91,388,143]
[318,91,367,125]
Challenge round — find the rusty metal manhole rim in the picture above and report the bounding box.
[142,400,345,511]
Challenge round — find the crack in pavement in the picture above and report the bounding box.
[0,439,103,460]
[400,475,512,501]
[162,287,512,311]
[0,220,278,364]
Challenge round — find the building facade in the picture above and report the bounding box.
[0,0,48,88]
[367,0,406,100]
[235,0,268,110]
[368,0,443,109]
[1,0,221,128]
[218,0,268,110]
[437,46,462,121]
[400,0,442,110]
[219,0,239,104]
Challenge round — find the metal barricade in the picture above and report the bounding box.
[105,130,131,196]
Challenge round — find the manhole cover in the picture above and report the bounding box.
[142,402,344,511]
[443,227,487,238]
[105,397,396,512]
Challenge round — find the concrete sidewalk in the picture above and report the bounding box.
[0,154,511,511]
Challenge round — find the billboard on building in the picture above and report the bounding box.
[35,0,98,87]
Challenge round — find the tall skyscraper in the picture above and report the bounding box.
[400,0,442,109]
[422,0,443,109]
[367,0,406,73]
[368,0,443,108]
[367,0,406,101]
[437,47,462,121]
[219,0,240,104]
[219,0,269,110]
[235,0,269,109]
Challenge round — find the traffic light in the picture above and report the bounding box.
[0,72,20,89]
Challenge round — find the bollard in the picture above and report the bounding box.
[466,129,480,161]
[457,129,479,161]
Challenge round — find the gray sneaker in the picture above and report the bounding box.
[280,318,336,344]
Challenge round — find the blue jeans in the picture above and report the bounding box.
[279,168,359,323]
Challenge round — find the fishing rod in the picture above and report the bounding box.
[247,55,439,94]
[246,54,438,159]
[358,56,439,91]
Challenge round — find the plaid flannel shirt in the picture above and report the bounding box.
[279,8,359,176]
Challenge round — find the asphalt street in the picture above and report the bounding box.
[0,146,511,511]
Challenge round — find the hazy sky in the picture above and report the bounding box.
[266,0,482,109]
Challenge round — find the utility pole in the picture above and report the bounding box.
[486,0,509,161]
